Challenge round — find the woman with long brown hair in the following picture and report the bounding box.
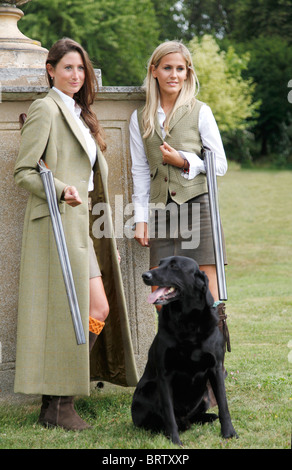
[14,38,137,430]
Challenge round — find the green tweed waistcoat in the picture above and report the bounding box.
[137,99,208,206]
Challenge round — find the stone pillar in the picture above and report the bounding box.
[0,1,48,68]
[0,2,154,401]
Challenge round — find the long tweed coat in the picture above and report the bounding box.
[14,89,138,396]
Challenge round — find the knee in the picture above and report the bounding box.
[91,300,109,323]
[100,302,110,322]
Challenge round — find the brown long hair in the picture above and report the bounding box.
[46,38,106,152]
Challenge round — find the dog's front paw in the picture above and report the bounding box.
[221,424,238,439]
[171,435,183,446]
[168,431,183,446]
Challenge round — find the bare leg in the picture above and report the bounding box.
[199,264,219,302]
[89,276,109,322]
[89,276,109,350]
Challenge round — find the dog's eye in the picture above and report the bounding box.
[169,262,179,270]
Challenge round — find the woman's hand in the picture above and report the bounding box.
[134,222,149,247]
[63,186,82,207]
[160,142,185,168]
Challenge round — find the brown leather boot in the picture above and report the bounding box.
[39,395,91,431]
[38,395,52,423]
[89,331,97,352]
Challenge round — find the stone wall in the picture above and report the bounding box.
[0,81,156,401]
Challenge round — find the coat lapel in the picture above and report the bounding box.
[154,104,193,140]
[168,104,191,133]
[47,88,91,159]
[154,113,164,141]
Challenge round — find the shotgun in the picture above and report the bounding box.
[38,159,86,345]
[203,147,228,301]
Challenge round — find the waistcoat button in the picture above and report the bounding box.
[164,177,168,182]
[171,191,176,196]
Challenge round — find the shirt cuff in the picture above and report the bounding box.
[133,200,149,223]
[178,151,205,180]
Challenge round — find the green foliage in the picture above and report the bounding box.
[229,0,292,43]
[21,0,160,85]
[151,0,182,41]
[188,35,260,133]
[180,0,233,39]
[179,0,292,42]
[242,35,292,160]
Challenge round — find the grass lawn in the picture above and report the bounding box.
[0,165,291,450]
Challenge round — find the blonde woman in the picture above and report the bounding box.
[130,41,230,361]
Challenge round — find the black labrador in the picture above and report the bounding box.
[131,256,237,446]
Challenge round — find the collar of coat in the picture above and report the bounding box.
[47,88,93,160]
[154,102,197,141]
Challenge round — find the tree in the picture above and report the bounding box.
[242,35,292,158]
[180,0,292,43]
[228,0,292,44]
[20,0,160,85]
[188,35,259,133]
[151,0,182,41]
[178,0,242,39]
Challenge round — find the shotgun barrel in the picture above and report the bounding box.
[38,159,86,345]
[203,148,228,301]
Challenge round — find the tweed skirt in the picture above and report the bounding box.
[149,193,227,268]
[89,236,101,278]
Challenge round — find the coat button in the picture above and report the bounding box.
[164,177,168,182]
[150,173,153,177]
[162,162,167,166]
[171,191,176,196]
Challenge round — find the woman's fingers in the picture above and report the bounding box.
[134,222,149,247]
[64,186,82,206]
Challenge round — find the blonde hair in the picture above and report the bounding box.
[142,41,200,138]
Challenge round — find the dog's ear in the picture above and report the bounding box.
[195,270,214,307]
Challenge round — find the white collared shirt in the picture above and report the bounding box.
[129,103,228,223]
[53,87,97,191]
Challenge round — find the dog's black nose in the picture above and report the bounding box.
[142,271,153,282]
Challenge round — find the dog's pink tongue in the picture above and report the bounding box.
[147,287,168,304]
